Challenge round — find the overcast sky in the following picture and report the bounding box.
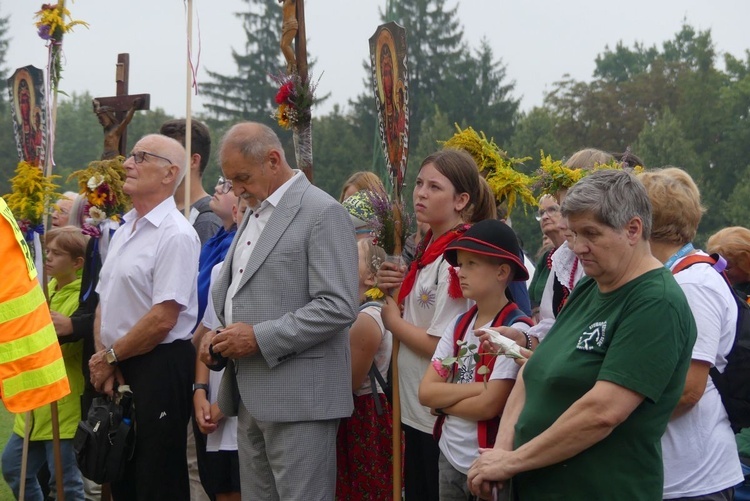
[5,0,750,119]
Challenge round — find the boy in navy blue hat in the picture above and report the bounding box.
[418,219,534,499]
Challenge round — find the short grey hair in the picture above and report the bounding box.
[561,170,653,240]
[219,122,286,164]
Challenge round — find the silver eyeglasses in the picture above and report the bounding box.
[216,176,233,194]
[535,205,561,221]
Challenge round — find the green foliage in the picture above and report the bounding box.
[311,105,371,198]
[633,108,699,171]
[509,107,565,162]
[0,5,9,112]
[202,0,284,126]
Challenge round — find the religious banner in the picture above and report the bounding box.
[369,22,409,200]
[8,66,47,168]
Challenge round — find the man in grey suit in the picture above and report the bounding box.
[199,122,358,500]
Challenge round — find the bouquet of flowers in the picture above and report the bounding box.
[68,157,130,237]
[271,72,318,130]
[4,160,62,241]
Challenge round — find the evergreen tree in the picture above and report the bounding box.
[202,0,284,126]
[0,6,9,109]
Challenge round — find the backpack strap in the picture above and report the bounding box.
[671,252,742,399]
[476,302,533,449]
[359,301,388,415]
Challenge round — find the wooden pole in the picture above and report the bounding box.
[49,402,65,500]
[41,2,66,499]
[294,0,313,183]
[183,0,194,219]
[391,205,403,501]
[18,412,31,501]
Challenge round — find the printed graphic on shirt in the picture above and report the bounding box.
[456,355,476,384]
[417,286,435,309]
[576,321,607,351]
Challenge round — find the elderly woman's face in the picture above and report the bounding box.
[567,212,631,287]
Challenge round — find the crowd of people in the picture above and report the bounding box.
[1,116,749,501]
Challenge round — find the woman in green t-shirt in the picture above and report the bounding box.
[468,169,697,500]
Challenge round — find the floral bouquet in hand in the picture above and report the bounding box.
[5,160,62,242]
[68,157,130,237]
[342,188,410,300]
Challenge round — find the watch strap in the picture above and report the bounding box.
[193,383,209,394]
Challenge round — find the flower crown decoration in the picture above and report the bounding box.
[270,72,319,130]
[68,157,131,237]
[591,159,645,174]
[532,150,589,196]
[441,125,536,216]
[34,3,88,92]
[4,161,62,241]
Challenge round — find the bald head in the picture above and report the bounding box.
[219,122,288,166]
[219,122,294,202]
[139,134,188,190]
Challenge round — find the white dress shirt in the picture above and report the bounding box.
[224,170,303,325]
[97,197,200,348]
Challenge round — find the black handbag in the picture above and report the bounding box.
[72,385,135,484]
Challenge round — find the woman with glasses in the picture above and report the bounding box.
[528,195,564,320]
[499,149,615,352]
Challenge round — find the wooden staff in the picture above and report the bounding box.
[390,205,403,501]
[183,0,194,219]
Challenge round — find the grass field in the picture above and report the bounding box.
[0,402,14,500]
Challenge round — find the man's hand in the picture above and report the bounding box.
[51,311,73,337]
[198,329,219,367]
[89,350,116,395]
[467,447,518,497]
[211,322,258,359]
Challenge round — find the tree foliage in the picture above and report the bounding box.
[202,0,284,126]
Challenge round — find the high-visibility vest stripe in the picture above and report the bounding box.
[0,340,69,387]
[0,285,47,326]
[5,378,71,414]
[2,355,69,399]
[0,322,60,365]
[0,303,53,345]
[0,196,70,413]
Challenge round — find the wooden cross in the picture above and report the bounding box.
[93,53,150,157]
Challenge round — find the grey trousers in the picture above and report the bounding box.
[236,403,339,501]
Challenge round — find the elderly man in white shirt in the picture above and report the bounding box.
[89,133,201,501]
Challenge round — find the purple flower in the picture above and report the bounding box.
[37,25,52,40]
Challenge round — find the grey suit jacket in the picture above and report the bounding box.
[213,174,358,422]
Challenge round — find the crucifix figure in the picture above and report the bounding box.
[93,53,150,159]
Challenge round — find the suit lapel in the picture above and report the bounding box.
[235,175,308,293]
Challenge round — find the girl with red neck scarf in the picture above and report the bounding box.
[377,149,495,500]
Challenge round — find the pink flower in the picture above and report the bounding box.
[431,359,450,379]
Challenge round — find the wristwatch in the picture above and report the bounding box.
[104,347,118,366]
[192,383,209,394]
